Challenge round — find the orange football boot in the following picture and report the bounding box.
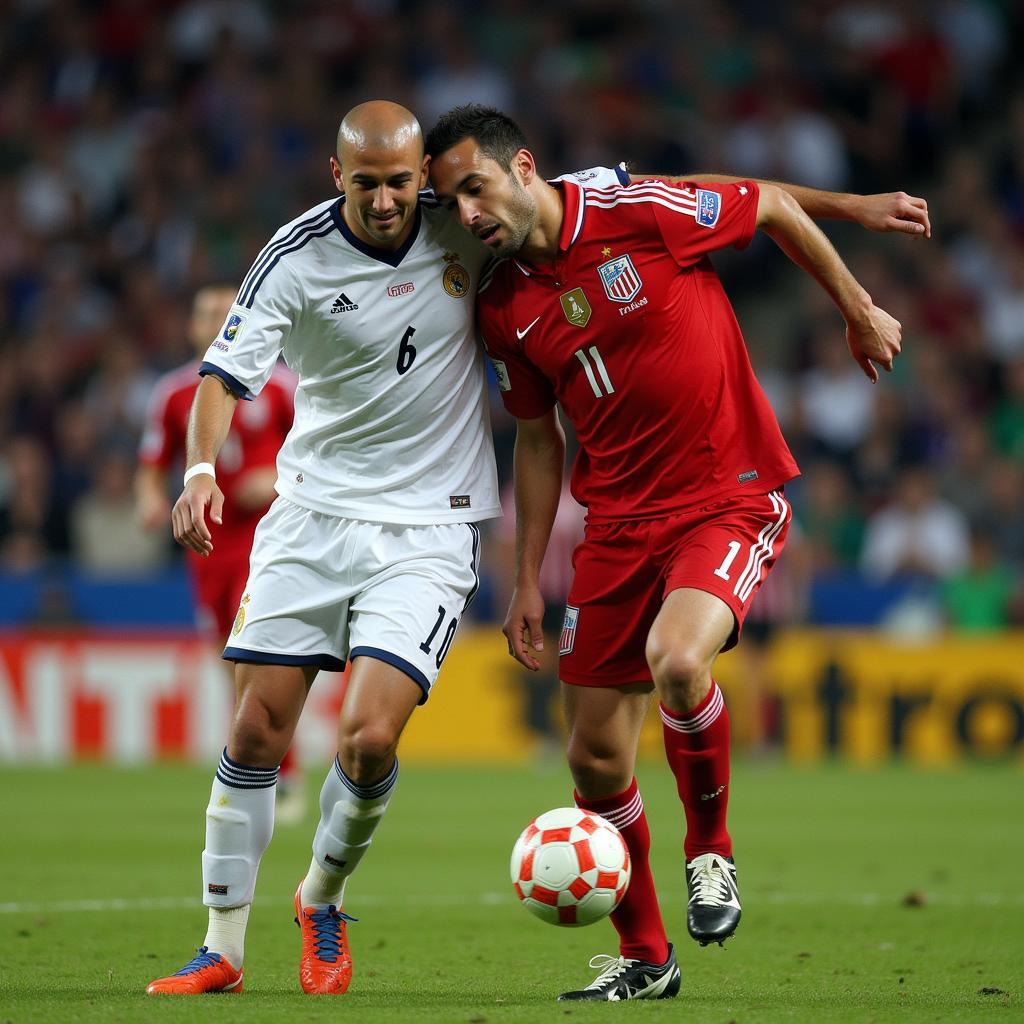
[146,946,243,995]
[294,883,357,994]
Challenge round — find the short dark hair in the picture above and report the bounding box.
[425,104,527,169]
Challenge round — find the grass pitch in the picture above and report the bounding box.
[0,758,1020,1023]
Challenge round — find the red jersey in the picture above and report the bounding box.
[477,178,799,521]
[139,360,297,554]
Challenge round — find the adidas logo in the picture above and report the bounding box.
[331,292,358,313]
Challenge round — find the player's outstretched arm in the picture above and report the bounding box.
[630,172,930,238]
[504,409,566,672]
[171,375,238,556]
[756,184,902,383]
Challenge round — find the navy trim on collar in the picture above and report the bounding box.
[331,197,422,267]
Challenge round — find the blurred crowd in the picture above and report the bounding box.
[0,0,1022,632]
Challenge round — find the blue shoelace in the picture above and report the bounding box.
[308,906,357,963]
[173,946,223,976]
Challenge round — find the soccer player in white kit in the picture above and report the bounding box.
[145,101,512,997]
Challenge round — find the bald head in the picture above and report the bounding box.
[337,101,423,163]
[331,101,429,250]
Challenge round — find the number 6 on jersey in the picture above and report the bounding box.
[396,325,417,375]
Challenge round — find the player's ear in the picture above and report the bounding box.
[514,148,536,186]
[419,153,430,190]
[330,155,344,194]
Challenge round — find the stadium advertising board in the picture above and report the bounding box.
[0,630,1022,764]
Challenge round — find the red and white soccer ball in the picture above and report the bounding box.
[510,807,631,926]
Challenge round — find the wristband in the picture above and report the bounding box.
[183,462,216,486]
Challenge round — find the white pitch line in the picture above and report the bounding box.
[0,891,1021,915]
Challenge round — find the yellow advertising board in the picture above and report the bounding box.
[399,628,1024,766]
[745,630,1024,764]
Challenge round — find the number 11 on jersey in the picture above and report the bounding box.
[575,346,615,398]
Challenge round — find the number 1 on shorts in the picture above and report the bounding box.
[713,540,743,581]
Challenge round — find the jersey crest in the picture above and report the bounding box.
[597,254,642,303]
[442,263,470,298]
[560,287,592,327]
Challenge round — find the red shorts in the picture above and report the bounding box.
[188,547,252,642]
[559,489,791,686]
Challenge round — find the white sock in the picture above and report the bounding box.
[200,749,278,965]
[302,756,399,907]
[301,856,346,907]
[203,904,249,969]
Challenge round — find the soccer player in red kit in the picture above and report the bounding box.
[427,106,913,1002]
[136,284,304,819]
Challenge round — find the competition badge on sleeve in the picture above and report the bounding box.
[221,311,248,344]
[696,189,721,228]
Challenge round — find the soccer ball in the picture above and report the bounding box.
[510,807,631,926]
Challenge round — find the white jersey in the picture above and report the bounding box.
[202,193,499,525]
[200,167,627,526]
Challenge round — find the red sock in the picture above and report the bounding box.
[575,779,669,964]
[660,681,732,860]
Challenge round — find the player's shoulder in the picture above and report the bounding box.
[237,197,340,308]
[417,188,450,233]
[267,196,339,242]
[579,178,722,240]
[585,178,755,231]
[582,176,699,208]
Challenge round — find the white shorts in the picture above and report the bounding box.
[223,497,482,702]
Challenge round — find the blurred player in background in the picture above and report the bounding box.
[428,105,919,1002]
[135,286,302,821]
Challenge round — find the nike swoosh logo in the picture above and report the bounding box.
[720,873,741,908]
[516,316,541,340]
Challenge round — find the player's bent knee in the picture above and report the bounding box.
[227,715,291,768]
[566,742,632,799]
[646,641,711,701]
[338,724,399,783]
